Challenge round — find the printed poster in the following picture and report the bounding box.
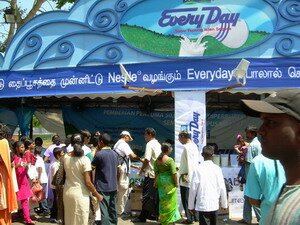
[174,91,206,164]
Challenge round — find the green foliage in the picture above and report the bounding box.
[120,24,269,56]
[32,115,42,128]
[54,0,77,8]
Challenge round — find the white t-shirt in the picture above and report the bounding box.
[50,160,60,189]
[114,139,134,177]
[144,139,161,178]
[67,144,91,155]
[179,141,200,188]
[114,139,134,158]
[35,155,48,184]
[83,145,92,156]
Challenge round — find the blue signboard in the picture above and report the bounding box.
[0,57,299,98]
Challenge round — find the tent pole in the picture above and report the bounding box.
[29,117,33,139]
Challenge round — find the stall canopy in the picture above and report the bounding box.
[0,0,299,99]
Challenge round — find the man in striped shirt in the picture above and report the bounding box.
[241,89,300,225]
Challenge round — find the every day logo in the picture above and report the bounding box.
[158,7,240,28]
[120,0,274,58]
[158,6,249,56]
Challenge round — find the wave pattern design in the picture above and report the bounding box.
[78,41,123,65]
[10,34,42,69]
[8,0,130,70]
[274,0,300,56]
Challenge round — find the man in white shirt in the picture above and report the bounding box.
[188,145,228,225]
[113,131,141,216]
[132,128,161,223]
[178,131,200,224]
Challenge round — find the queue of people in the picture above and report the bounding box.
[0,89,299,225]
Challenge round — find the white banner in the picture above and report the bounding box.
[174,91,206,164]
[221,167,244,218]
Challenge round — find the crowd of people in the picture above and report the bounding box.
[0,89,299,225]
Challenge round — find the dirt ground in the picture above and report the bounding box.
[12,212,258,225]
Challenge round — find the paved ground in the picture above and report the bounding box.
[12,213,258,225]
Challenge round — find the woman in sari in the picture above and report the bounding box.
[63,135,103,225]
[154,143,181,225]
[0,124,18,225]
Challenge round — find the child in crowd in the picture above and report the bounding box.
[234,134,248,190]
[23,139,37,166]
[13,141,35,225]
[34,137,47,158]
[34,147,50,215]
[49,147,64,223]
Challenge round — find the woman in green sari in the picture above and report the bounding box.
[154,143,181,225]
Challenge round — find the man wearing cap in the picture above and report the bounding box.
[241,89,300,225]
[113,131,141,217]
[238,125,262,224]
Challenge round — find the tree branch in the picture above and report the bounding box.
[5,22,15,48]
[22,0,46,25]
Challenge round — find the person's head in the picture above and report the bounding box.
[73,143,84,157]
[64,134,72,146]
[20,136,27,143]
[24,139,35,151]
[161,142,172,156]
[34,137,43,147]
[236,134,246,145]
[0,123,11,140]
[53,147,64,160]
[13,141,25,155]
[202,145,214,160]
[98,133,111,149]
[241,89,300,161]
[178,131,191,144]
[80,129,91,145]
[52,135,61,146]
[244,125,258,141]
[120,131,133,143]
[144,128,156,142]
[70,133,83,146]
[91,135,99,148]
[34,146,42,156]
[157,142,172,160]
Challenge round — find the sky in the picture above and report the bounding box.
[0,0,72,46]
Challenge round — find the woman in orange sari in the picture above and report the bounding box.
[0,124,18,225]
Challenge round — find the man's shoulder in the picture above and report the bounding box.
[147,139,161,149]
[50,161,59,168]
[185,141,198,150]
[251,137,262,147]
[104,148,118,158]
[114,140,131,152]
